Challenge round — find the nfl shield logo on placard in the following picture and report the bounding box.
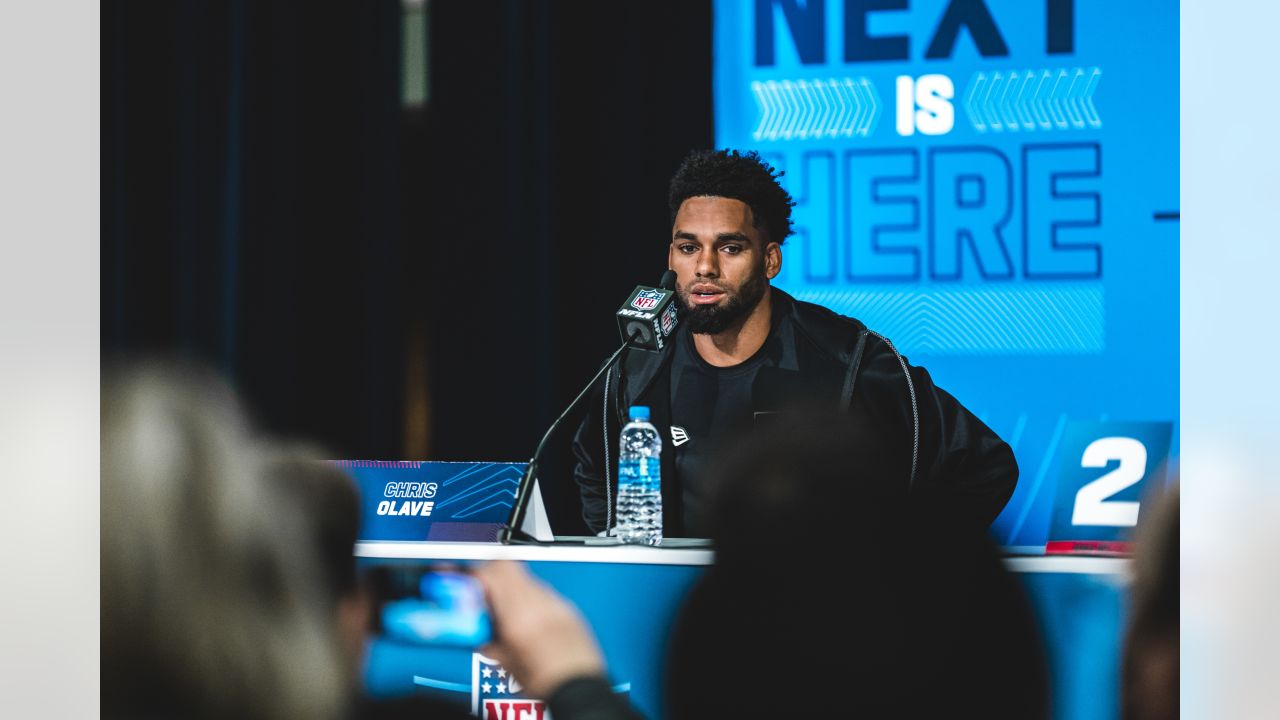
[472,653,544,719]
[632,289,662,311]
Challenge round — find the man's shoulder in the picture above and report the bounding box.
[775,288,873,357]
[791,296,868,333]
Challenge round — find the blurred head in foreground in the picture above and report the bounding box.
[265,444,370,686]
[666,410,1048,719]
[1123,483,1179,720]
[102,361,346,720]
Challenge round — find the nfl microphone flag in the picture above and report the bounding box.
[616,285,678,351]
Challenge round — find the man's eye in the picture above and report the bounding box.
[679,244,698,254]
[722,245,743,255]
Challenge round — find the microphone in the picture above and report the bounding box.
[501,271,678,543]
[615,269,680,351]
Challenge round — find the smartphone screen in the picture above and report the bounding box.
[369,565,492,648]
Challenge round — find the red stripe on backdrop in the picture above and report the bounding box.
[1045,540,1132,556]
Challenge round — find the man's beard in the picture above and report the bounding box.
[677,271,768,335]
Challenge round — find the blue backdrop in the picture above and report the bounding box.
[713,0,1179,546]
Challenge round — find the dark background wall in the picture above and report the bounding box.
[102,0,712,534]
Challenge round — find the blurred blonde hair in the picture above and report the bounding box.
[102,361,347,720]
[1123,483,1179,720]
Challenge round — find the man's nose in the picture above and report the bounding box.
[695,250,719,278]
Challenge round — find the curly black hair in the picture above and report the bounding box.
[668,149,796,245]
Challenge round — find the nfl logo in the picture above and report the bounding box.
[632,289,662,311]
[472,653,546,720]
[659,302,677,335]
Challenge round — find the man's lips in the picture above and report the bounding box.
[687,283,726,305]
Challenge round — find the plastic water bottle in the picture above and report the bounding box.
[616,405,663,545]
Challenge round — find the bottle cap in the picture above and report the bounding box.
[628,405,650,421]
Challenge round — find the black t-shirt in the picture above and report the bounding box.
[668,310,794,536]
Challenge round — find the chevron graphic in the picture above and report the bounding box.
[964,67,1102,133]
[752,77,881,141]
[434,466,522,515]
[790,284,1104,355]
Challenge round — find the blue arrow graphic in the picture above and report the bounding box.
[964,67,1102,132]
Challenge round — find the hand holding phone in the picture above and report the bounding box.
[472,560,605,699]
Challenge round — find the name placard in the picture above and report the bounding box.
[334,461,526,542]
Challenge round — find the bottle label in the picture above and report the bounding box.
[618,457,659,490]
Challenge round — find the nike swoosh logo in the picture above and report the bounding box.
[671,426,689,446]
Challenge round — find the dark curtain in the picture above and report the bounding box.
[423,1,712,533]
[104,0,407,458]
[103,0,712,535]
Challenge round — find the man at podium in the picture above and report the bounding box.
[572,149,1019,538]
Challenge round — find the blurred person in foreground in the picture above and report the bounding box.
[102,362,347,720]
[574,148,1018,538]
[103,362,638,719]
[665,409,1048,719]
[1123,484,1178,720]
[263,449,400,715]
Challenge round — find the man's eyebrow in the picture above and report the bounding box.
[671,230,752,244]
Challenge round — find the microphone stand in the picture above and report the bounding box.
[502,328,641,544]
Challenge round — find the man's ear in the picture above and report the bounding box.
[765,242,782,280]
